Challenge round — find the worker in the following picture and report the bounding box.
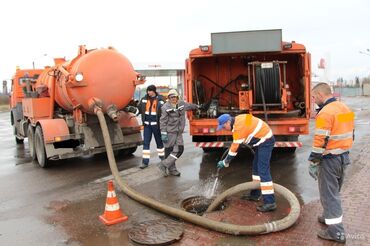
[309,82,354,243]
[216,113,276,212]
[158,89,200,176]
[137,85,166,169]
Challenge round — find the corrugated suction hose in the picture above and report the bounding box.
[96,108,300,235]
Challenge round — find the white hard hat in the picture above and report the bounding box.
[168,89,179,98]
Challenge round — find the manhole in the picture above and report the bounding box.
[181,196,227,215]
[128,218,184,245]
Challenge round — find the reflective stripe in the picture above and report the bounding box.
[170,154,178,159]
[261,189,274,195]
[105,203,120,212]
[142,99,147,103]
[312,147,325,154]
[233,139,245,144]
[252,175,261,181]
[160,101,164,104]
[178,105,185,110]
[245,119,263,144]
[142,149,150,159]
[315,129,331,136]
[324,148,349,155]
[228,151,237,156]
[260,181,274,195]
[325,215,343,225]
[157,148,165,157]
[166,108,174,112]
[329,132,353,140]
[144,121,157,125]
[107,191,116,198]
[253,130,273,147]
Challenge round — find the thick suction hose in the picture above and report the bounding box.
[96,108,300,235]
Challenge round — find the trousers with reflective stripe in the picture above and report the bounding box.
[142,125,164,165]
[318,153,349,237]
[250,136,276,204]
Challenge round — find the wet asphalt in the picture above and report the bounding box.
[0,96,369,246]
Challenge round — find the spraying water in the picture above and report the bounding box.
[205,168,220,198]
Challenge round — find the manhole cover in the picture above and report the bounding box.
[181,196,227,215]
[128,219,184,245]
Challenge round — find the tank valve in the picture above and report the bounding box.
[107,104,119,122]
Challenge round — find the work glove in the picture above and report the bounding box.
[125,105,139,115]
[196,104,205,110]
[161,133,168,143]
[308,161,319,180]
[217,160,229,169]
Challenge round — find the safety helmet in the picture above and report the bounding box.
[168,89,179,98]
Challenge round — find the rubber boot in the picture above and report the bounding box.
[168,162,181,176]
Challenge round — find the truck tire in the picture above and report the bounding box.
[123,147,137,156]
[14,124,24,144]
[27,125,36,160]
[12,112,24,144]
[35,126,49,168]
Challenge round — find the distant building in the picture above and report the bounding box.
[363,81,370,96]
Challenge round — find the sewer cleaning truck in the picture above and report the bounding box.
[10,45,144,167]
[186,29,311,152]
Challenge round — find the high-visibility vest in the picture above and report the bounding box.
[312,101,354,156]
[228,114,272,156]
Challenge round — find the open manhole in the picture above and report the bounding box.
[128,218,184,245]
[181,196,227,215]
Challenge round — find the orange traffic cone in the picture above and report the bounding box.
[99,180,128,225]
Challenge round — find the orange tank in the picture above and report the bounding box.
[36,46,138,114]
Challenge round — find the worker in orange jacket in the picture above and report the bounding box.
[309,83,354,244]
[216,113,276,212]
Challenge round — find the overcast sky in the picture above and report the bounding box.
[1,0,369,84]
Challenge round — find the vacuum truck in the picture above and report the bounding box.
[186,30,311,152]
[10,45,144,167]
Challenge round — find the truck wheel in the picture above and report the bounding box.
[35,126,48,168]
[27,125,36,160]
[123,147,137,156]
[14,125,24,144]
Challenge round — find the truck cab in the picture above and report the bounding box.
[10,68,43,143]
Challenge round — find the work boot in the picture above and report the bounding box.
[256,203,277,212]
[139,163,148,169]
[317,229,346,243]
[241,193,262,202]
[318,215,326,225]
[157,162,168,177]
[169,169,181,176]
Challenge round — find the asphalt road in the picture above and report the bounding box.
[0,96,369,246]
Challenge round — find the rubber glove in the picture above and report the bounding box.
[308,161,318,180]
[217,160,229,169]
[161,133,168,143]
